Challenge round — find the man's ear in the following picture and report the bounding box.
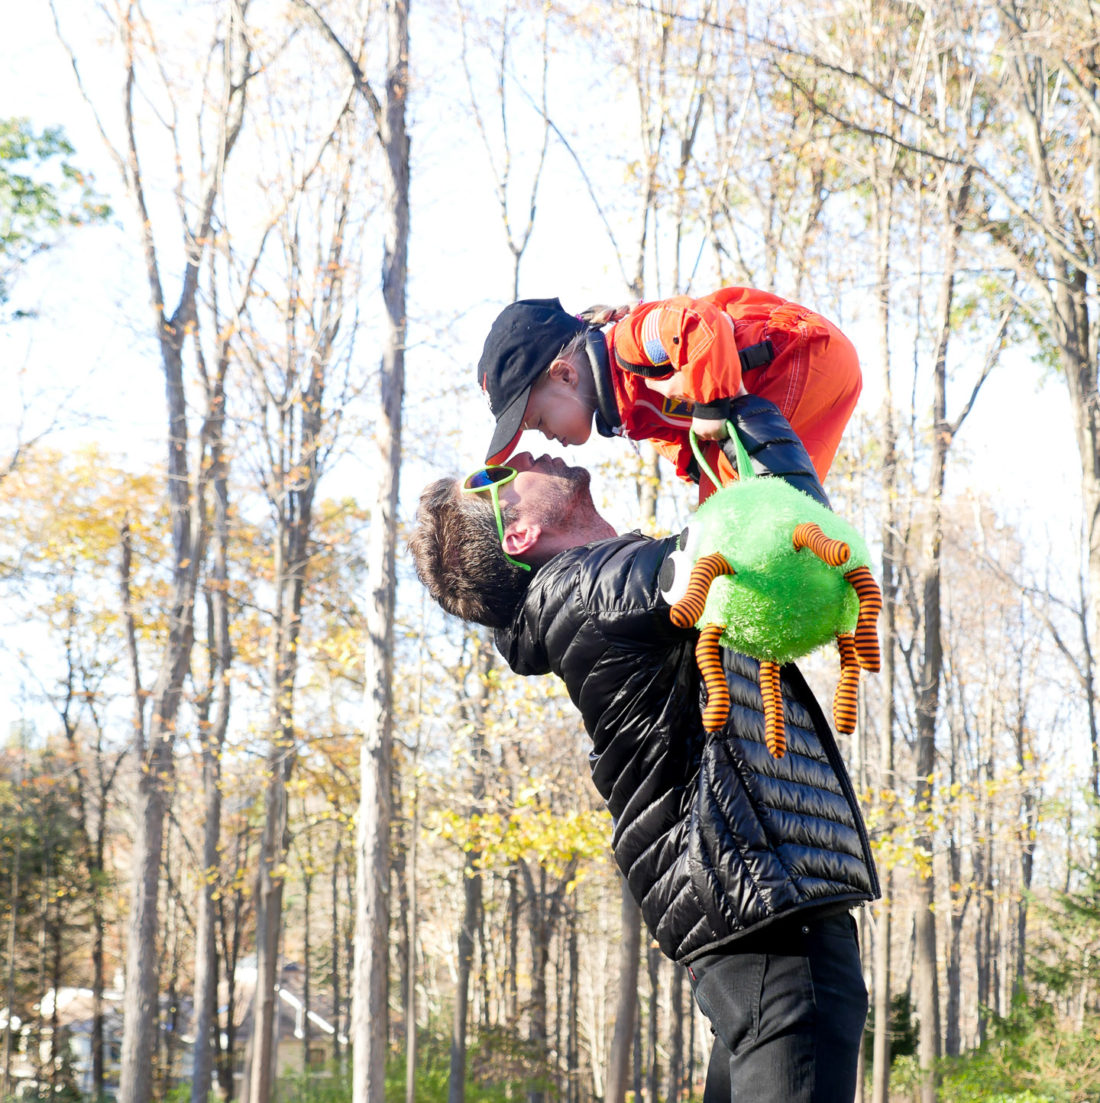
[503,519,542,560]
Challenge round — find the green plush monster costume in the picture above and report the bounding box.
[659,426,882,757]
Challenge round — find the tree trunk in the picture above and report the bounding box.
[91,870,106,1097]
[1061,329,1100,800]
[304,869,313,1074]
[392,816,410,1033]
[119,727,175,1103]
[911,425,944,1103]
[1,800,19,1098]
[944,722,966,1060]
[525,864,551,1103]
[668,963,684,1103]
[912,171,973,1102]
[632,994,643,1103]
[331,836,343,1070]
[944,858,964,1057]
[507,870,520,1026]
[404,781,418,1103]
[448,637,490,1103]
[646,945,660,1103]
[111,3,249,1095]
[246,772,288,1103]
[1013,692,1037,1002]
[869,96,900,1103]
[192,830,221,1096]
[605,876,641,1103]
[164,898,182,1091]
[48,888,62,1091]
[975,837,993,1043]
[352,1,410,1096]
[246,528,308,1103]
[567,902,579,1103]
[217,828,249,1102]
[192,361,231,1103]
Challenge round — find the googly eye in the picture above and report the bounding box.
[660,523,704,606]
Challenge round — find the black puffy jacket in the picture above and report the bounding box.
[494,531,879,964]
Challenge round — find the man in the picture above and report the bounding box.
[409,393,879,1101]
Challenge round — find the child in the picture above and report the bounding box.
[477,288,861,502]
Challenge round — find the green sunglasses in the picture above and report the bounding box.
[461,465,532,572]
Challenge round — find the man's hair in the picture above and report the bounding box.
[408,477,533,629]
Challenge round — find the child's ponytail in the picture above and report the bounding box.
[578,303,633,327]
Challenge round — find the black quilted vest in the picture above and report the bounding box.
[495,532,879,964]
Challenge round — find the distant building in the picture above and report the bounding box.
[6,960,343,1097]
[230,959,347,1083]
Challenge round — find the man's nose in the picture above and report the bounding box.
[509,451,536,471]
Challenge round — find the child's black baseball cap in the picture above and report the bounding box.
[478,298,586,464]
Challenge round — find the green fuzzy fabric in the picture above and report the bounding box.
[692,479,869,664]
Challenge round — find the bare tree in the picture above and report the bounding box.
[189,233,234,1103]
[905,157,1006,1097]
[355,0,410,1083]
[291,4,412,1101]
[780,0,1100,797]
[49,4,252,1099]
[977,3,1100,796]
[456,0,552,299]
[235,133,362,1103]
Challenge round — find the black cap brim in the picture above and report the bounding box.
[485,385,532,464]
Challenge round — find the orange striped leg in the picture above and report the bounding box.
[759,659,786,758]
[792,521,851,567]
[670,552,734,629]
[844,565,883,672]
[833,633,860,734]
[697,624,730,732]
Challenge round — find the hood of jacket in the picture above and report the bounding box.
[495,531,879,963]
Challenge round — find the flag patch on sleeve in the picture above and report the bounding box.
[641,310,671,368]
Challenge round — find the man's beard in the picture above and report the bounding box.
[559,462,591,492]
[540,463,599,529]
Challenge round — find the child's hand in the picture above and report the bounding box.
[691,414,729,441]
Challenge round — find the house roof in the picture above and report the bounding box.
[33,988,126,1034]
[224,962,346,1047]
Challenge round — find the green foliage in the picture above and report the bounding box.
[272,1066,354,1102]
[1030,855,1100,1003]
[933,998,1100,1103]
[924,847,1100,1102]
[0,734,90,1026]
[269,1026,556,1103]
[462,1025,554,1098]
[0,117,111,310]
[436,789,609,885]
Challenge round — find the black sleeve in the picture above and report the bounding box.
[496,534,692,679]
[514,534,698,755]
[723,393,831,508]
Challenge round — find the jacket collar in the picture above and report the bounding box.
[584,330,622,438]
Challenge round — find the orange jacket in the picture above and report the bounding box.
[606,287,862,498]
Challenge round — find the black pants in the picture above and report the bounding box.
[686,912,867,1102]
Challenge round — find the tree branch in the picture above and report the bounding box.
[293,0,384,139]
